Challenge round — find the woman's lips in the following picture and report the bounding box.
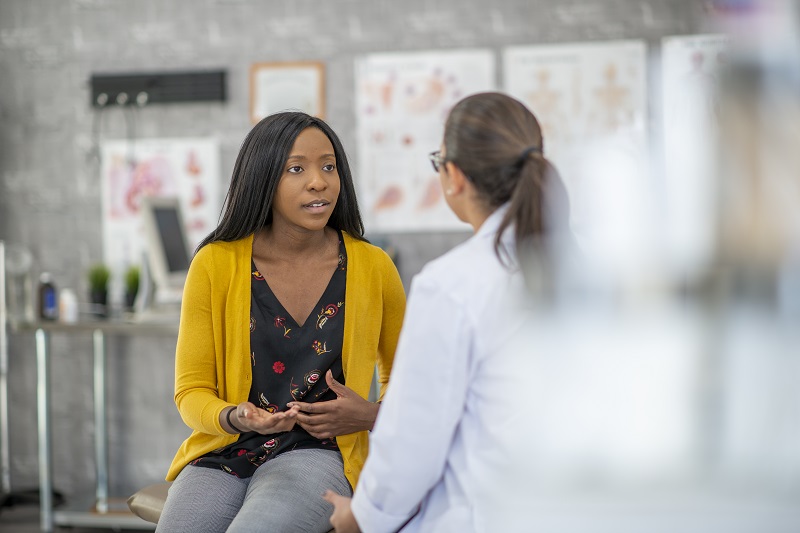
[303,200,330,213]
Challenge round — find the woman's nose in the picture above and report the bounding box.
[306,170,327,191]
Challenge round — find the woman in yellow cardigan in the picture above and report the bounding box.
[157,112,406,533]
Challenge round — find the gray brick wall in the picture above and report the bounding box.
[0,0,704,501]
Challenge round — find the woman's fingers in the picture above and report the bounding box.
[234,402,302,435]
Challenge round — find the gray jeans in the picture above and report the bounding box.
[156,448,352,533]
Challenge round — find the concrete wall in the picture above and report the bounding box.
[0,0,705,501]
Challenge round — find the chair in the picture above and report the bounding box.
[127,482,171,524]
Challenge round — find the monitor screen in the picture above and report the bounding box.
[153,206,191,273]
[140,196,191,307]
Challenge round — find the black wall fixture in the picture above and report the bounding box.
[90,70,227,107]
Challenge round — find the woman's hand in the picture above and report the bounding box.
[234,402,299,435]
[323,490,361,533]
[287,370,379,439]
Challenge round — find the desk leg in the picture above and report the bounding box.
[0,241,10,495]
[35,328,53,533]
[92,329,108,514]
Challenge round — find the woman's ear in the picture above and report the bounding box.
[444,162,468,196]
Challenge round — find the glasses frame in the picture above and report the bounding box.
[428,150,447,173]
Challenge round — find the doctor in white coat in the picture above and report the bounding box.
[324,91,570,533]
[324,93,568,533]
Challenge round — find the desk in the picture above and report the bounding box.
[13,319,179,532]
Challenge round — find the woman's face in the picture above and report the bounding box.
[271,127,341,233]
[438,145,457,211]
[437,144,470,225]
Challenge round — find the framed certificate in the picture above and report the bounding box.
[249,61,325,123]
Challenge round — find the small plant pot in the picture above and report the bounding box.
[124,290,137,311]
[89,289,108,318]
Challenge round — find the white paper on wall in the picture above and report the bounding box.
[503,40,650,278]
[100,138,221,299]
[661,34,729,277]
[503,40,647,163]
[355,49,496,232]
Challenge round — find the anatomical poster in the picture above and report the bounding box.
[355,49,495,232]
[503,40,647,161]
[661,34,729,275]
[100,138,221,293]
[502,40,648,249]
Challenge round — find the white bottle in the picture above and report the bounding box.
[58,288,79,324]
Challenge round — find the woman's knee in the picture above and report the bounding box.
[227,449,349,533]
[155,466,247,533]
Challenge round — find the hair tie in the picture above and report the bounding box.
[519,146,542,163]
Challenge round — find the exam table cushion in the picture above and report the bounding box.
[127,482,171,524]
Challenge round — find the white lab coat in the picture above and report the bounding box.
[351,206,531,533]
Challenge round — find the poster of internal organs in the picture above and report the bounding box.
[100,138,221,292]
[502,40,647,238]
[355,49,495,232]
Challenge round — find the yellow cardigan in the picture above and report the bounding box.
[166,232,406,488]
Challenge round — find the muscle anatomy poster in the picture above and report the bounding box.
[503,40,647,160]
[503,40,648,252]
[355,49,495,232]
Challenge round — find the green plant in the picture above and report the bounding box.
[124,265,140,297]
[87,264,111,294]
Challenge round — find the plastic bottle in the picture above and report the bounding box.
[58,288,79,323]
[38,272,58,321]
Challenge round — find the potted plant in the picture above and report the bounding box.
[124,265,140,310]
[87,263,111,317]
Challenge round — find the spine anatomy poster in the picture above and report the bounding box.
[355,49,495,232]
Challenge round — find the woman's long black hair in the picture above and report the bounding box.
[443,92,570,264]
[197,111,365,252]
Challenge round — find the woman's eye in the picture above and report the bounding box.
[322,163,336,172]
[287,165,303,174]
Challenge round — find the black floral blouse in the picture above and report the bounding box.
[190,234,347,478]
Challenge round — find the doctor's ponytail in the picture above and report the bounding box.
[442,92,570,265]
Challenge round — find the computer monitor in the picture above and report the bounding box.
[139,196,191,307]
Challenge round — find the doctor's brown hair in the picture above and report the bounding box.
[443,92,569,263]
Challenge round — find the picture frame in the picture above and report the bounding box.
[249,61,325,123]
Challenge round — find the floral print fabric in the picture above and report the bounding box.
[190,234,347,477]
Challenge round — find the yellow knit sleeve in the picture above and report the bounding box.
[375,250,406,401]
[174,246,230,436]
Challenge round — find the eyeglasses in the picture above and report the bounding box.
[428,150,447,173]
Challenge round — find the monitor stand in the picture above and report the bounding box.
[128,258,181,323]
